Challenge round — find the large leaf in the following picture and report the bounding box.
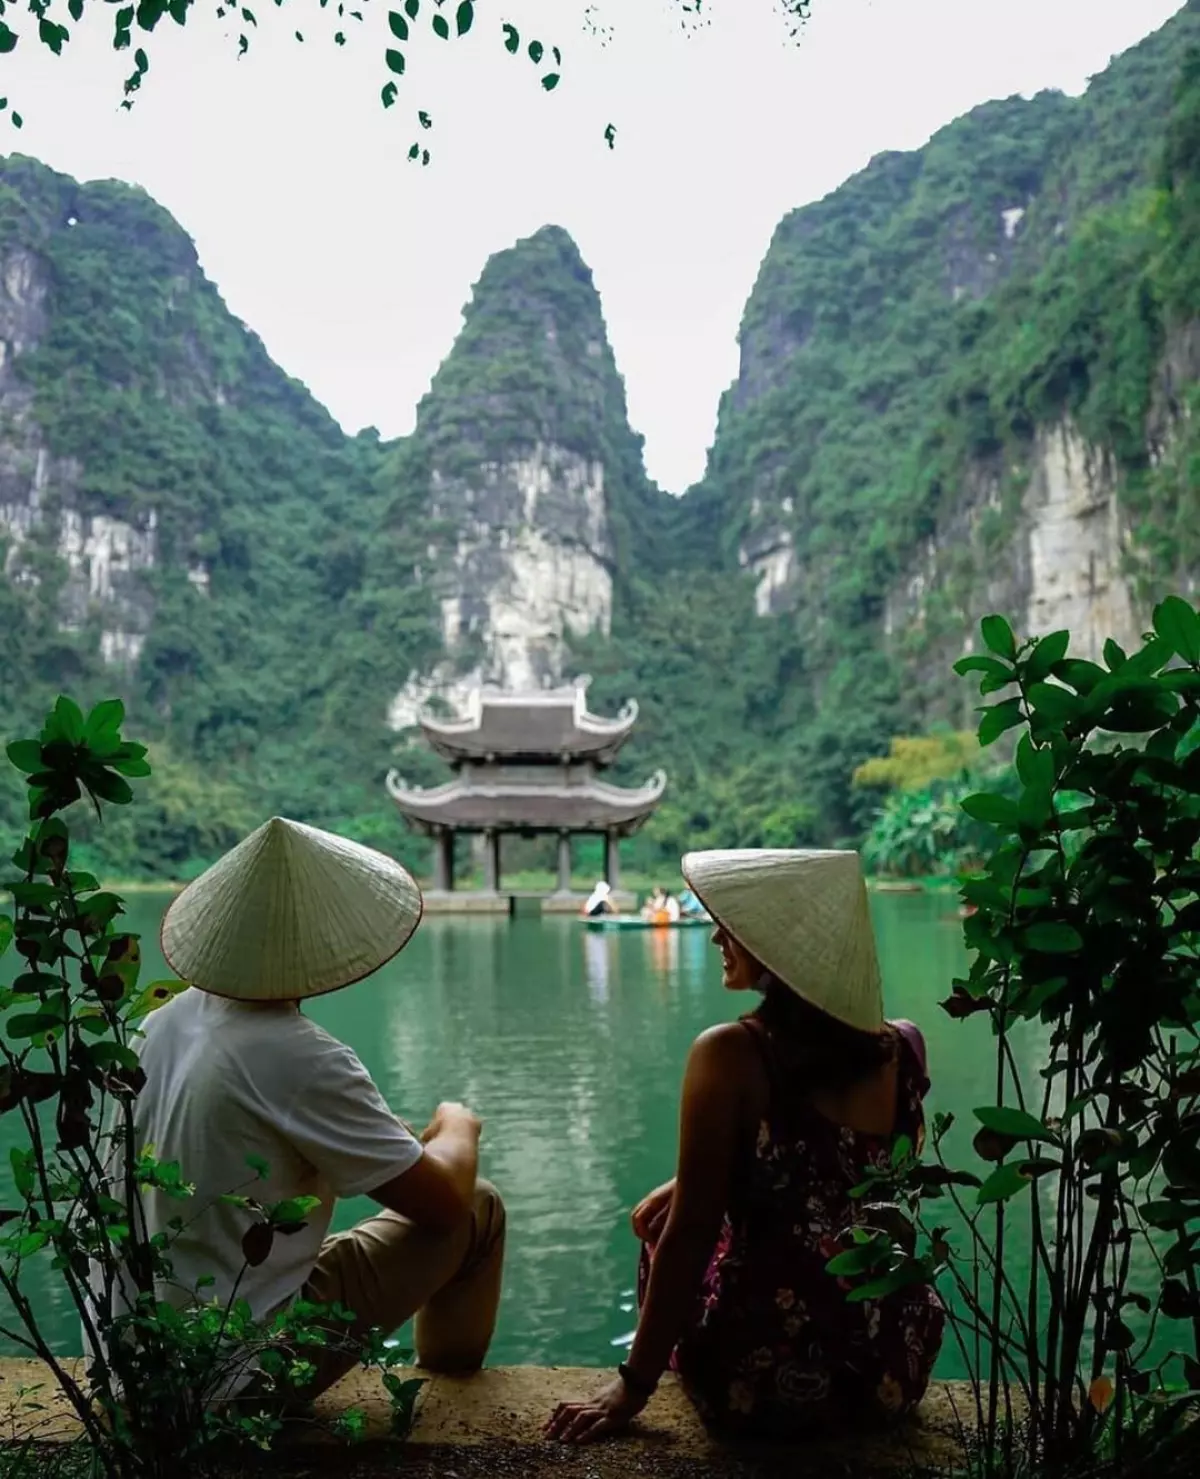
[5,741,43,775]
[1154,596,1200,666]
[1022,922,1083,954]
[50,696,85,745]
[126,979,189,1022]
[974,1106,1057,1143]
[978,698,1024,748]
[959,793,1018,827]
[83,770,134,806]
[980,614,1017,660]
[84,700,124,744]
[0,918,11,959]
[269,1195,322,1225]
[976,1163,1033,1206]
[845,1261,931,1304]
[953,656,1007,680]
[1014,734,1055,789]
[241,1221,275,1267]
[1027,683,1082,723]
[1026,630,1070,682]
[1140,1200,1200,1230]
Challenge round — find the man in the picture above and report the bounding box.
[123,815,504,1398]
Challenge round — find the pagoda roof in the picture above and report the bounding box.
[386,767,666,836]
[417,678,637,764]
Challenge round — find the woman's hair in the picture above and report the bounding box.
[755,977,894,1091]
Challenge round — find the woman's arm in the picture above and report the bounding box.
[546,1024,749,1444]
[624,1025,743,1379]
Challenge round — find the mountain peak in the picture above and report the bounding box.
[411,223,628,474]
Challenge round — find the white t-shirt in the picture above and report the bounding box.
[110,989,422,1325]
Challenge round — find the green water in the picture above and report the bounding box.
[4,892,997,1368]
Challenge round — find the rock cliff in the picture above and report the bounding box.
[385,225,664,725]
[0,221,155,671]
[680,0,1200,747]
[1,1,1198,874]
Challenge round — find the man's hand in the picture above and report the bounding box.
[631,1179,675,1243]
[373,1101,482,1230]
[544,1374,647,1444]
[421,1101,482,1144]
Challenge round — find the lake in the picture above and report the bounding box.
[3,890,996,1370]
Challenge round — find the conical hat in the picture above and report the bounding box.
[682,849,883,1032]
[161,818,423,1003]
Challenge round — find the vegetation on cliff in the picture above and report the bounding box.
[2,4,1200,880]
[0,155,440,877]
[594,0,1200,864]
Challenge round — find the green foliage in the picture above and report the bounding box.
[5,8,1200,882]
[408,223,674,584]
[842,607,1200,1476]
[852,732,979,791]
[0,156,441,881]
[651,4,1200,844]
[0,699,424,1477]
[0,1,817,158]
[859,775,1002,879]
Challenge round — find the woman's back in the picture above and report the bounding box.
[664,1012,944,1438]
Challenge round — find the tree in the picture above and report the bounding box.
[0,0,814,154]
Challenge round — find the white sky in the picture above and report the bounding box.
[3,0,1186,491]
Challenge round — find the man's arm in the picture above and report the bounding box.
[369,1101,481,1233]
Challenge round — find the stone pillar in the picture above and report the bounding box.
[556,833,572,894]
[433,830,454,892]
[484,830,501,893]
[604,831,621,891]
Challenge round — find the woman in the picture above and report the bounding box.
[547,848,944,1444]
[640,886,669,922]
[582,880,617,918]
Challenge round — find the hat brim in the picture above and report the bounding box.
[160,833,425,1003]
[681,853,886,1035]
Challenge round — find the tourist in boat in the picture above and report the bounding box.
[547,847,944,1444]
[677,884,706,919]
[640,885,668,921]
[582,880,618,917]
[100,818,505,1403]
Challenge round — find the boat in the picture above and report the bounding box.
[582,914,711,931]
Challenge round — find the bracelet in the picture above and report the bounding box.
[617,1361,658,1398]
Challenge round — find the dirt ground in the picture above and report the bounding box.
[232,1438,927,1479]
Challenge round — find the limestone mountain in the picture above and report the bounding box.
[581,0,1200,846]
[0,169,665,876]
[0,154,436,870]
[384,223,670,721]
[1,0,1199,878]
[739,1,1198,657]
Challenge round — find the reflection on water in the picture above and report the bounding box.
[5,890,1151,1374]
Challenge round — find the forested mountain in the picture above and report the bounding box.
[581,0,1200,857]
[1,1,1198,879]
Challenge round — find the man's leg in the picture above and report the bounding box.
[298,1179,505,1397]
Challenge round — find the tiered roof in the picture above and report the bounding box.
[385,768,667,834]
[417,679,637,765]
[387,678,664,836]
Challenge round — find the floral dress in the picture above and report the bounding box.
[638,1016,945,1438]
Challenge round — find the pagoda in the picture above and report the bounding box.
[386,678,666,893]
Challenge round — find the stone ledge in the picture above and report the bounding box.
[0,1361,971,1475]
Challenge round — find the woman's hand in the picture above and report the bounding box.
[631,1179,675,1242]
[544,1374,648,1444]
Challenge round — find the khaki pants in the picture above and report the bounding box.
[297,1179,506,1398]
